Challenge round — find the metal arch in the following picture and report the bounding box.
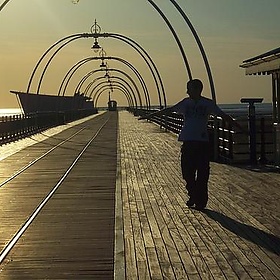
[107,84,134,108]
[58,57,94,96]
[95,86,132,109]
[90,79,138,108]
[20,4,215,102]
[75,69,101,95]
[109,57,151,109]
[0,0,10,12]
[95,84,133,109]
[104,32,166,108]
[82,71,143,108]
[59,56,150,109]
[60,57,101,96]
[84,68,144,108]
[36,36,81,94]
[93,76,137,106]
[106,68,145,108]
[83,76,101,94]
[95,85,134,109]
[58,56,146,108]
[148,0,192,80]
[69,68,142,107]
[92,81,134,108]
[26,33,89,93]
[168,0,216,102]
[26,31,164,107]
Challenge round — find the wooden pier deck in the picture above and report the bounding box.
[0,111,279,279]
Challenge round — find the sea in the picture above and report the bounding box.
[0,108,23,117]
[0,103,273,118]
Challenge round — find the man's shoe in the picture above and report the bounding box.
[194,204,206,211]
[186,199,195,207]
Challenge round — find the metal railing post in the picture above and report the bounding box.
[241,98,263,164]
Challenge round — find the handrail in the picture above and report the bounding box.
[0,109,97,145]
[136,110,274,164]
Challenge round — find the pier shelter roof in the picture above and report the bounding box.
[240,46,280,166]
[240,46,280,75]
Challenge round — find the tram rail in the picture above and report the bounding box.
[0,112,113,266]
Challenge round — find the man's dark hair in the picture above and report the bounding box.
[187,79,203,92]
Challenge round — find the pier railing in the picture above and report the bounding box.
[0,109,97,145]
[136,109,274,164]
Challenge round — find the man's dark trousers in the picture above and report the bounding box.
[181,141,210,208]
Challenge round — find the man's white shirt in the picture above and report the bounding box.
[172,97,223,142]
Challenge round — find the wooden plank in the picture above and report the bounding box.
[0,112,118,279]
[117,111,280,280]
[1,110,280,279]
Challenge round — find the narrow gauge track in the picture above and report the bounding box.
[0,112,113,265]
[0,113,108,188]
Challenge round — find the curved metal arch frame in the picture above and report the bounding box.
[110,57,150,109]
[168,0,216,102]
[91,78,138,108]
[0,0,11,12]
[148,0,192,80]
[36,36,80,94]
[26,31,165,107]
[95,84,134,109]
[101,32,166,108]
[74,70,140,108]
[108,84,134,108]
[95,84,133,109]
[26,33,90,93]
[61,56,150,109]
[83,70,142,108]
[93,81,134,108]
[9,0,216,102]
[84,68,145,109]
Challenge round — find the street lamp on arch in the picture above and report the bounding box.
[91,19,102,52]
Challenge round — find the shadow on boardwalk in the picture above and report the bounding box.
[204,209,280,256]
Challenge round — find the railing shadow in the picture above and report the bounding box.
[203,209,280,256]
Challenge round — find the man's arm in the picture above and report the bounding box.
[139,99,185,120]
[138,106,174,120]
[218,111,244,132]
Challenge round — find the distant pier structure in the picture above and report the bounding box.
[107,92,117,111]
[108,100,117,111]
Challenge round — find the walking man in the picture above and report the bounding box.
[141,79,241,210]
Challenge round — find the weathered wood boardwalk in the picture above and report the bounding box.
[116,111,280,280]
[0,112,118,279]
[0,110,279,279]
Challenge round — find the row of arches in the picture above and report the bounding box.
[21,0,216,110]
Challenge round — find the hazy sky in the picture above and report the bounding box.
[0,0,280,108]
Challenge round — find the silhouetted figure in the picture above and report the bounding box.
[141,79,242,210]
